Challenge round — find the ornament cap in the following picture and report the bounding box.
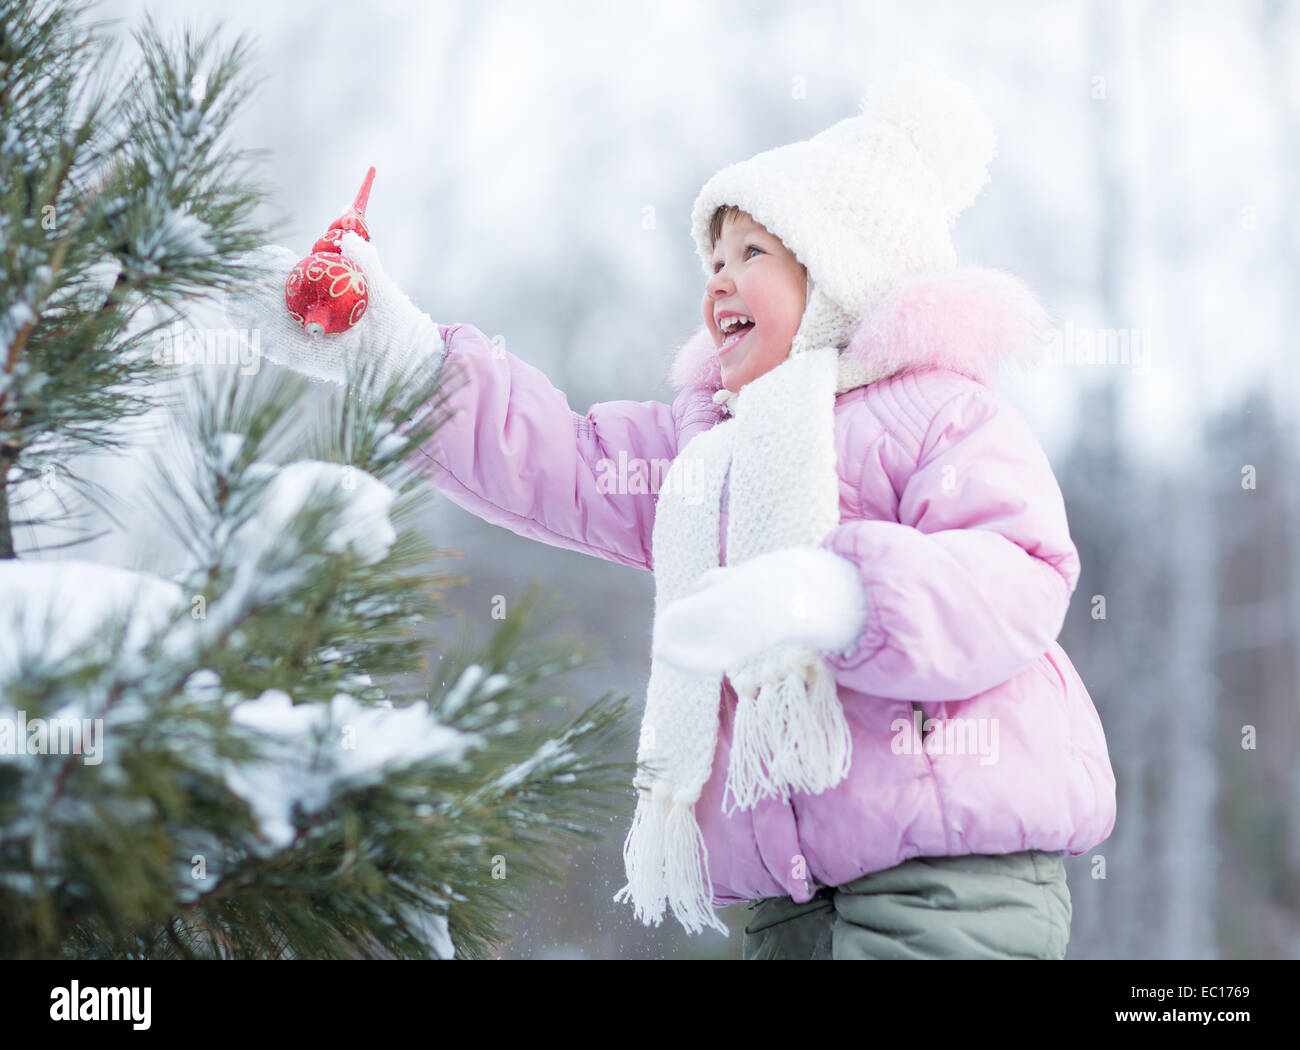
[324,166,377,242]
[351,165,376,218]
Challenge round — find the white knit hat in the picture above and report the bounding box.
[614,66,999,936]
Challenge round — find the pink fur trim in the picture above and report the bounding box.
[666,324,723,392]
[666,266,1051,392]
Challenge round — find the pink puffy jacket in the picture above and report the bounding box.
[410,265,1117,906]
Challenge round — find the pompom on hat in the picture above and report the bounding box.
[615,66,1007,936]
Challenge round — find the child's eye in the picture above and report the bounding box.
[712,245,764,273]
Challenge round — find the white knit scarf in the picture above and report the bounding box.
[613,342,855,935]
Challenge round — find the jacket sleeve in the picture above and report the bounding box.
[406,322,689,572]
[818,384,1081,702]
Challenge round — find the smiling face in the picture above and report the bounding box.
[702,209,808,393]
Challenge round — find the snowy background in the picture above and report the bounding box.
[41,0,1299,958]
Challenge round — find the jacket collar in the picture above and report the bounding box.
[665,265,1052,397]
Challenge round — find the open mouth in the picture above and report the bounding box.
[719,320,754,355]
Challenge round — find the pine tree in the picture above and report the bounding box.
[0,0,636,960]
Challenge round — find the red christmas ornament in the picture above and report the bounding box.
[284,166,376,338]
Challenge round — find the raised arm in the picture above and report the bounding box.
[223,234,696,572]
[410,322,696,571]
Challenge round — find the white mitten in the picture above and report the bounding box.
[221,232,445,392]
[651,546,870,676]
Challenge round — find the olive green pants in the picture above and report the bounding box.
[741,850,1072,960]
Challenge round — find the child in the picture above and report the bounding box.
[225,67,1116,959]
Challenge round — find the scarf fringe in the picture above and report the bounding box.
[723,656,853,817]
[612,790,731,937]
[723,674,788,814]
